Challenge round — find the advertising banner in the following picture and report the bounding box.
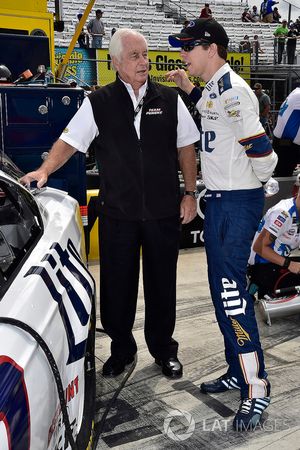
[55,47,250,88]
[55,47,97,86]
[96,49,251,86]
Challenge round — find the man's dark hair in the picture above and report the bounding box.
[96,9,102,14]
[217,45,227,60]
[200,43,227,60]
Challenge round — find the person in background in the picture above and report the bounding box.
[250,5,260,22]
[242,8,253,22]
[286,23,300,64]
[272,6,281,23]
[239,34,251,52]
[87,9,105,49]
[273,85,300,176]
[20,28,200,380]
[274,19,288,64]
[261,0,279,23]
[253,82,271,129]
[252,35,264,65]
[199,3,212,19]
[248,187,300,298]
[76,13,88,48]
[167,18,277,431]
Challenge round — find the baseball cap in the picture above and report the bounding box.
[254,82,262,89]
[168,18,229,49]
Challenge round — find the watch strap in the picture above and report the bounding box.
[184,190,197,198]
[283,257,291,269]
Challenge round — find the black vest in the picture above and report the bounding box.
[89,77,180,220]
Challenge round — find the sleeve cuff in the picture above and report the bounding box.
[188,87,202,104]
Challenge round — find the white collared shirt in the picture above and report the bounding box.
[60,80,199,151]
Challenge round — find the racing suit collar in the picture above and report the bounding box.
[204,62,231,92]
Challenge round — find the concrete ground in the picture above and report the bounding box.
[89,247,300,450]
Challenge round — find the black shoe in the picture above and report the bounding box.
[102,355,135,377]
[200,373,240,393]
[233,379,271,431]
[155,357,183,378]
[233,396,271,431]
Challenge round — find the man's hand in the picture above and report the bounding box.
[180,195,197,224]
[166,69,195,94]
[19,168,49,189]
[288,260,300,275]
[19,140,76,189]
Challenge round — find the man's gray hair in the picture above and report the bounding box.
[109,28,148,64]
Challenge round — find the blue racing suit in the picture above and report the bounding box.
[190,63,278,399]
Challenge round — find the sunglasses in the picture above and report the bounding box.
[181,40,210,52]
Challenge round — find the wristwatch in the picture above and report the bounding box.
[282,257,291,269]
[184,190,199,199]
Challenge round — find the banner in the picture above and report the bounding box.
[96,49,251,86]
[55,47,97,86]
[54,47,251,87]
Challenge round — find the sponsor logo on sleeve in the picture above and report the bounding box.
[225,96,239,104]
[288,228,296,235]
[277,214,286,224]
[226,109,241,118]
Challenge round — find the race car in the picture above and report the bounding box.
[0,156,96,450]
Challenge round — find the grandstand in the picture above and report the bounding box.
[48,0,288,65]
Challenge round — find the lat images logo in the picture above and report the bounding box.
[164,410,195,441]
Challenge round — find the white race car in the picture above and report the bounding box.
[0,158,96,450]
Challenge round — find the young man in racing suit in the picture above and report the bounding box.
[249,187,300,297]
[167,18,278,430]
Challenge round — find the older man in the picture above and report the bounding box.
[167,18,278,430]
[20,29,199,379]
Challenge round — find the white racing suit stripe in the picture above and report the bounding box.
[239,352,267,398]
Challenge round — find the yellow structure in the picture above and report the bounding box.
[0,0,55,71]
[87,190,100,261]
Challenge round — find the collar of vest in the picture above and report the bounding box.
[114,75,161,103]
